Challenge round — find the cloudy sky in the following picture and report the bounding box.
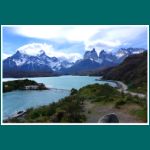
[2,25,148,61]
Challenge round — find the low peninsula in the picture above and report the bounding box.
[3,79,48,93]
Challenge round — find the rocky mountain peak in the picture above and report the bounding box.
[84,48,98,60]
[38,50,46,55]
[91,48,96,52]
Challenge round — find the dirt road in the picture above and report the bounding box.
[115,81,146,98]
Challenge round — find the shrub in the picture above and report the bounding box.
[70,88,78,95]
[115,100,126,109]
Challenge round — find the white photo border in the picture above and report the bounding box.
[1,25,149,126]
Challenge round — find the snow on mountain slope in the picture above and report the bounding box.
[4,50,74,72]
[3,47,147,77]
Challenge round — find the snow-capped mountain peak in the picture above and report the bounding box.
[18,48,47,57]
[38,50,46,56]
[4,50,74,72]
[3,47,147,77]
[84,48,98,60]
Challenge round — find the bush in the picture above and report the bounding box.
[70,88,78,95]
[115,100,126,108]
[130,106,147,122]
[6,83,147,123]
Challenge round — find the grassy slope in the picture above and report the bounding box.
[102,52,147,94]
[6,84,147,123]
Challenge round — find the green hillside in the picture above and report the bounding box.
[5,84,147,123]
[101,52,147,93]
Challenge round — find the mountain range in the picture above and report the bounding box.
[3,48,146,77]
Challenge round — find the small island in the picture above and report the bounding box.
[3,79,48,93]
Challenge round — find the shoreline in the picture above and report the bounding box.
[96,78,146,98]
[3,82,147,123]
[3,87,71,121]
[4,87,70,93]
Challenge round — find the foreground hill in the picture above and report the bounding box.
[5,84,147,123]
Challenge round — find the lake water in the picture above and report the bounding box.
[3,76,117,119]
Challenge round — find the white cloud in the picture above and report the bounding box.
[4,25,148,55]
[85,39,122,52]
[17,43,82,62]
[11,25,103,42]
[10,25,147,39]
[14,26,63,39]
[3,53,11,60]
[84,25,148,52]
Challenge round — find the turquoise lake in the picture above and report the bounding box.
[3,76,117,119]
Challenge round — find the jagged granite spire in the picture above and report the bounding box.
[84,48,98,60]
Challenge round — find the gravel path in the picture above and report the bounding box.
[115,81,146,98]
[97,78,146,98]
[84,101,143,123]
